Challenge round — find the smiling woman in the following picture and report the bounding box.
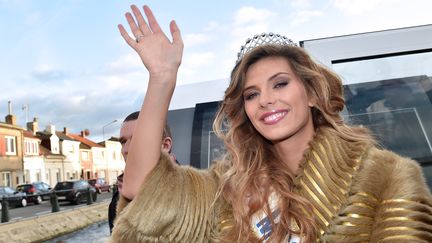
[242,57,315,170]
[111,5,432,243]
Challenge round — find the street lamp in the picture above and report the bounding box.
[102,119,118,141]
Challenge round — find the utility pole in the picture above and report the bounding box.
[102,120,118,141]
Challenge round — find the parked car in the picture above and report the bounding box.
[88,178,111,193]
[0,186,27,209]
[53,180,97,205]
[16,182,52,204]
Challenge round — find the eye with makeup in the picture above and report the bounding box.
[243,90,259,101]
[273,79,288,89]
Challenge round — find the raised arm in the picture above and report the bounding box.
[118,5,183,200]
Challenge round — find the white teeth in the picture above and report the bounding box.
[264,112,285,122]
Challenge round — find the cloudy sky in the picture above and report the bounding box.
[1,0,431,141]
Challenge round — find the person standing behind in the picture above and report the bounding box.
[108,111,176,234]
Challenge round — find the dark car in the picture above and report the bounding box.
[53,180,97,205]
[88,178,111,193]
[0,186,27,209]
[16,182,52,204]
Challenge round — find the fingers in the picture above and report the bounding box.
[170,20,183,47]
[143,5,162,34]
[131,5,151,35]
[119,5,182,48]
[125,12,143,39]
[118,24,138,48]
[123,5,163,40]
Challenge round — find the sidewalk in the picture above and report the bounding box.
[0,201,108,243]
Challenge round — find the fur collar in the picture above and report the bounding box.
[293,127,370,236]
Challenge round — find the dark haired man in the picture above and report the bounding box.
[108,111,176,233]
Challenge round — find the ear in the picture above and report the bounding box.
[308,96,317,107]
[161,137,173,154]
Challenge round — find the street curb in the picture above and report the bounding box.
[0,201,109,243]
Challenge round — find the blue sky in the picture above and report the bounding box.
[1,0,431,141]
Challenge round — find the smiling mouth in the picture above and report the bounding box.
[261,110,288,124]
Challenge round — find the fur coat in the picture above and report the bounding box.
[111,127,432,242]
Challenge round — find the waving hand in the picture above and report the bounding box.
[118,5,183,81]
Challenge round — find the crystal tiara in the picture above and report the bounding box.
[237,32,297,62]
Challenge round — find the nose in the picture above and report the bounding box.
[259,89,275,107]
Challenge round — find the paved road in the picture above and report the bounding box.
[4,192,113,222]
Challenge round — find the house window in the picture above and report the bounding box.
[82,151,89,160]
[2,172,11,187]
[24,140,39,155]
[56,170,61,183]
[52,143,59,154]
[34,142,39,154]
[5,136,16,155]
[24,141,29,154]
[25,170,30,183]
[36,170,41,182]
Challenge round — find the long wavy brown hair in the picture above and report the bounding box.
[213,44,372,242]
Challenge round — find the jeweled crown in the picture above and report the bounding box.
[237,32,297,62]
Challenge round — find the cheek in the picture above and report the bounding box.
[243,103,255,121]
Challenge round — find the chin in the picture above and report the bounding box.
[262,132,291,143]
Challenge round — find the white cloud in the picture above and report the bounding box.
[183,51,215,68]
[331,0,394,15]
[34,63,53,72]
[289,0,312,8]
[233,6,274,26]
[106,53,143,71]
[204,21,227,32]
[178,52,215,84]
[291,10,323,26]
[184,33,211,47]
[230,6,277,45]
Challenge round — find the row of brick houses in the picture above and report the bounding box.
[0,110,124,188]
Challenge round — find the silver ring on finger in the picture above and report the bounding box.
[136,35,145,43]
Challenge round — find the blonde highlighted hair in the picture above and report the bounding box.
[213,44,373,242]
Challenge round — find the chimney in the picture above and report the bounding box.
[5,101,17,125]
[81,129,90,137]
[45,124,56,134]
[8,101,12,114]
[27,117,39,134]
[63,127,69,135]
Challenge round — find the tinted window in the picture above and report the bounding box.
[43,183,50,190]
[17,185,32,192]
[4,187,15,194]
[35,183,44,190]
[54,182,73,190]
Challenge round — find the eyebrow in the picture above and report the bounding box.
[243,72,291,92]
